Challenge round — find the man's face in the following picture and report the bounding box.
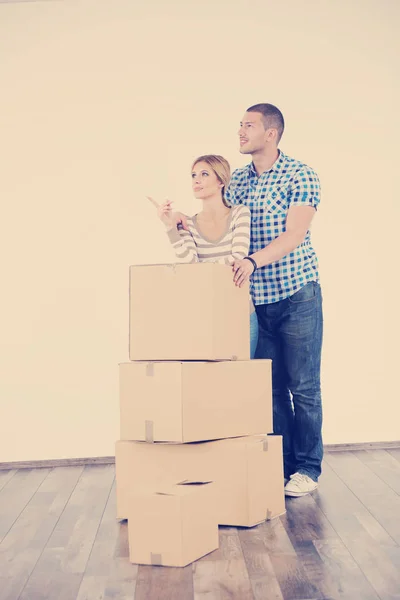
[238,111,268,154]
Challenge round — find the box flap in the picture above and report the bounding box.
[155,480,213,497]
[177,479,213,486]
[130,263,228,270]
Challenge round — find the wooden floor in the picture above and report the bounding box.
[1,450,400,600]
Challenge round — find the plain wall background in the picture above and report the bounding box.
[0,0,398,462]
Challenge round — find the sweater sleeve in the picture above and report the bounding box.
[166,226,199,263]
[223,205,251,265]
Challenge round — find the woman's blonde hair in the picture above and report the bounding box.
[191,154,231,207]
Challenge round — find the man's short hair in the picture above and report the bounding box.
[247,103,285,143]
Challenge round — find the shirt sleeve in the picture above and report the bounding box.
[166,227,199,263]
[223,205,251,265]
[288,166,321,209]
[224,168,242,206]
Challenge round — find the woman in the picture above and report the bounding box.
[148,154,259,358]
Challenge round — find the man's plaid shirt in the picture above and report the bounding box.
[225,150,321,305]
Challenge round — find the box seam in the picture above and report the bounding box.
[245,441,250,525]
[180,494,184,567]
[128,267,132,360]
[181,363,184,442]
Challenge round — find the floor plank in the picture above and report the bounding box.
[388,448,400,464]
[18,465,115,600]
[0,470,17,493]
[238,522,284,600]
[193,527,254,600]
[200,527,246,562]
[315,456,400,599]
[240,517,321,600]
[324,451,400,543]
[280,493,380,600]
[352,449,400,495]
[0,468,52,543]
[135,564,194,600]
[193,561,253,600]
[0,466,84,600]
[281,494,337,544]
[313,538,383,600]
[76,480,138,600]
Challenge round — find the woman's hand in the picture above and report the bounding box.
[147,196,175,229]
[147,196,189,231]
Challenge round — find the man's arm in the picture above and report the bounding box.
[251,205,316,268]
[233,165,320,287]
[232,206,315,286]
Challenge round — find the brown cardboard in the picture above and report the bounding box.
[116,435,285,527]
[119,359,273,442]
[129,263,250,361]
[127,481,219,567]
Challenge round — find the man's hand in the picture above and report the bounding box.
[232,258,254,288]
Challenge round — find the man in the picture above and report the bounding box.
[227,103,323,497]
[171,103,323,497]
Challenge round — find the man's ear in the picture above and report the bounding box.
[265,128,277,143]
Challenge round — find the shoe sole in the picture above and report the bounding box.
[284,486,318,498]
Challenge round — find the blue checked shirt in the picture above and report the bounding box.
[225,150,321,305]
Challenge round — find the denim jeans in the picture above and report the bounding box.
[255,281,323,482]
[250,310,259,360]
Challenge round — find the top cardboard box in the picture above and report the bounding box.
[129,263,250,361]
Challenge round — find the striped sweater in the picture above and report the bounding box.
[166,204,255,313]
[166,204,251,265]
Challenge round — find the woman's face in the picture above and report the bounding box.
[191,161,222,200]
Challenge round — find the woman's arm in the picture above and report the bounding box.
[223,205,251,265]
[148,196,199,263]
[166,226,199,263]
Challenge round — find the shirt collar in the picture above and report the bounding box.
[249,149,285,177]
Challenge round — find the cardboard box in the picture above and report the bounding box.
[116,435,285,527]
[129,263,250,361]
[119,359,273,442]
[127,481,219,567]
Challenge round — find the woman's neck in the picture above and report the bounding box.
[199,195,230,220]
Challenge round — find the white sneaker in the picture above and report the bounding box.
[284,472,318,497]
[284,477,289,486]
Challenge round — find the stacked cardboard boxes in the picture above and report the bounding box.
[116,263,285,567]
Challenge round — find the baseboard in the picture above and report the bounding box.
[0,456,115,470]
[324,440,400,452]
[1,440,399,470]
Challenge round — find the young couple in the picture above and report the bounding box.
[149,103,323,498]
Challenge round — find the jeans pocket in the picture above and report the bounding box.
[288,281,318,304]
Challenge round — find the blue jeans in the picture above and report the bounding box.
[250,310,259,359]
[254,281,323,482]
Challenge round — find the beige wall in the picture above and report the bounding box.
[0,0,398,462]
